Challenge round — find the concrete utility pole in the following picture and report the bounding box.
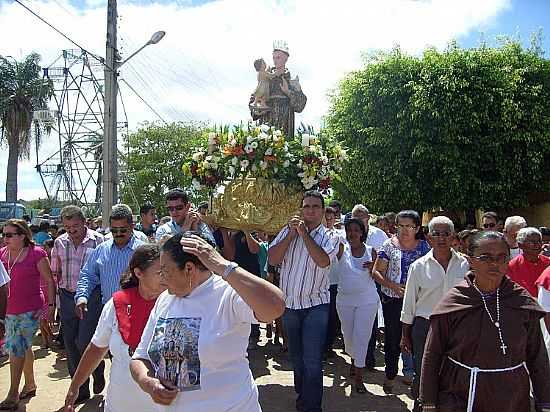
[102,0,118,225]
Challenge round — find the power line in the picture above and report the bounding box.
[119,78,168,125]
[14,0,105,66]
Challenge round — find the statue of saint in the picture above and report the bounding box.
[249,41,307,138]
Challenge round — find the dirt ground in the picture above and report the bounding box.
[0,327,414,412]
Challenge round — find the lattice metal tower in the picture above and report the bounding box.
[34,49,105,214]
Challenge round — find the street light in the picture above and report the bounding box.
[118,31,166,68]
[102,23,166,225]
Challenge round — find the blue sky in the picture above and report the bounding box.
[0,0,549,201]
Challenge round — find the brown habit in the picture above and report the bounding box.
[420,273,550,412]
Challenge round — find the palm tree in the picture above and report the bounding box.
[0,53,54,202]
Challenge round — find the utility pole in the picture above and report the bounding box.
[102,0,118,225]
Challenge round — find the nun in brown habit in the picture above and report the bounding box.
[419,231,550,412]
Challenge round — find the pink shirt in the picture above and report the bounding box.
[1,245,48,315]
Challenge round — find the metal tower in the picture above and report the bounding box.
[34,49,125,216]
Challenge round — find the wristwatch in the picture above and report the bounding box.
[222,262,239,280]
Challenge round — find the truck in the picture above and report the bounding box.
[0,202,27,222]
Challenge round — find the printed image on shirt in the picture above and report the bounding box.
[148,317,201,392]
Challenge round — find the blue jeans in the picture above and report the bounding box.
[283,304,329,412]
[59,287,105,396]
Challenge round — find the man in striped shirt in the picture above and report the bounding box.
[51,205,105,403]
[268,190,339,412]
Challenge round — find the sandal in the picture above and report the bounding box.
[354,382,367,394]
[19,387,37,400]
[0,399,19,411]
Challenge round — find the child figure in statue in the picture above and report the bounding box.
[252,58,275,109]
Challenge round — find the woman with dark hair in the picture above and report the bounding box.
[371,210,431,392]
[0,219,56,410]
[335,218,379,393]
[420,231,550,412]
[64,244,165,412]
[130,231,285,411]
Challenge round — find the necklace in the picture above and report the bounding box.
[7,247,25,276]
[472,280,507,355]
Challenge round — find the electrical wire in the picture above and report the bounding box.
[13,0,106,66]
[119,78,168,124]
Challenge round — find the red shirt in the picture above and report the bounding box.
[507,254,550,297]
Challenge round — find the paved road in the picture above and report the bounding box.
[0,328,414,412]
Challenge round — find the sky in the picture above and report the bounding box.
[0,0,549,202]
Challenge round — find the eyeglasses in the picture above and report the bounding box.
[430,231,451,238]
[471,254,510,264]
[2,232,21,238]
[167,205,186,212]
[397,224,417,231]
[482,223,496,229]
[110,227,130,234]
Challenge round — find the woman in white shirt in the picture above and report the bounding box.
[130,231,285,412]
[336,218,379,393]
[63,244,165,412]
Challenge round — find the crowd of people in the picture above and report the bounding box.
[0,189,549,412]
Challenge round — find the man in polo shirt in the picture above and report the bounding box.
[135,202,158,241]
[269,190,338,412]
[155,188,214,243]
[51,205,105,402]
[400,216,469,412]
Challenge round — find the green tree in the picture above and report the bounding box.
[0,53,54,202]
[326,41,550,213]
[120,122,208,215]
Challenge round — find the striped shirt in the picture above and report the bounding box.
[271,224,339,310]
[50,229,104,292]
[75,236,145,304]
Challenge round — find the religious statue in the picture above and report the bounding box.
[249,40,307,138]
[251,58,276,109]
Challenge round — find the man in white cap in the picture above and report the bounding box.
[250,40,307,138]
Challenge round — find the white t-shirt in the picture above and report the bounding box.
[336,244,379,307]
[366,225,388,252]
[327,228,346,285]
[0,263,9,287]
[91,299,158,412]
[133,276,261,412]
[537,286,550,358]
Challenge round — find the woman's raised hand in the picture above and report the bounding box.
[180,235,229,275]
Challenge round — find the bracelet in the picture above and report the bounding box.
[222,262,239,280]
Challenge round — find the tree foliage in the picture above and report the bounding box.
[326,41,550,212]
[119,122,208,215]
[0,53,54,201]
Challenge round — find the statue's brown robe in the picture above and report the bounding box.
[420,273,550,412]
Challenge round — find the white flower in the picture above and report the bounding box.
[297,160,303,167]
[231,157,238,166]
[283,160,290,168]
[251,141,258,149]
[240,159,249,170]
[192,178,202,190]
[251,164,258,172]
[301,176,318,189]
[273,166,278,173]
[273,129,282,137]
[259,132,269,141]
[229,138,237,146]
[320,155,329,164]
[246,135,253,144]
[260,124,270,133]
[228,165,235,176]
[259,160,268,170]
[301,134,311,147]
[265,148,273,156]
[192,152,204,162]
[212,155,221,163]
[205,155,213,161]
[245,144,254,154]
[309,145,317,153]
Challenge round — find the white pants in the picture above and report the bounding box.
[336,302,378,368]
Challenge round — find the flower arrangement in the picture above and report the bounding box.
[182,123,347,192]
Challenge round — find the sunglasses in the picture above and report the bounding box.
[483,223,496,229]
[167,205,186,212]
[110,227,130,234]
[2,232,21,238]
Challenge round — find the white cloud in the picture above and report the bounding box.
[0,0,510,201]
